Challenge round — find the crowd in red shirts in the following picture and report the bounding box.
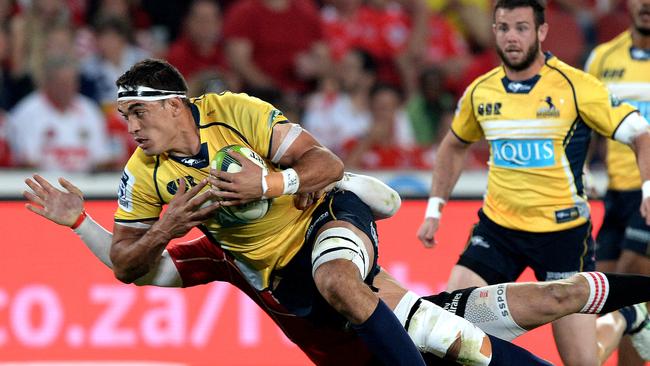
[0,0,629,171]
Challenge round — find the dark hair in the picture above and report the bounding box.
[116,59,188,93]
[494,0,546,28]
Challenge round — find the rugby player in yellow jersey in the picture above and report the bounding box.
[104,59,563,366]
[585,0,650,364]
[417,1,650,365]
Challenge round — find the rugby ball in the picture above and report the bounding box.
[211,145,271,222]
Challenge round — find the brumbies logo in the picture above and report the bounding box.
[536,96,560,118]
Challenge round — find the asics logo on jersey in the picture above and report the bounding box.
[179,157,206,167]
[491,139,555,168]
[630,47,650,61]
[507,82,531,93]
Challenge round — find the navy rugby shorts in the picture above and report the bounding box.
[457,209,596,284]
[596,189,650,260]
[271,189,380,325]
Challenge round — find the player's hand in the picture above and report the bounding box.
[23,175,84,227]
[208,152,265,205]
[158,178,220,239]
[417,217,440,248]
[294,188,329,210]
[641,196,650,225]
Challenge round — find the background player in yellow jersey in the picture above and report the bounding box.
[417,0,650,365]
[585,0,650,364]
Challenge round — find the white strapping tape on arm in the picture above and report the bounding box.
[613,112,650,145]
[425,197,446,219]
[282,168,300,194]
[74,214,114,268]
[643,181,650,200]
[271,123,303,164]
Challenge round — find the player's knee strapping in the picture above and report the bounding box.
[311,227,370,279]
[464,284,527,341]
[394,291,492,366]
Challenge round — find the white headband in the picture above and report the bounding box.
[117,86,187,102]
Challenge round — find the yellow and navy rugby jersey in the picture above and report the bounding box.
[452,54,636,232]
[114,92,321,289]
[586,31,650,191]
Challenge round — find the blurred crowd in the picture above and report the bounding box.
[0,0,631,173]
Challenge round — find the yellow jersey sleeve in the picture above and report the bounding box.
[114,150,162,222]
[573,72,637,138]
[450,82,484,143]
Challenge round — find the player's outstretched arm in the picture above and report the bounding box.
[110,178,219,283]
[418,131,471,248]
[23,175,183,287]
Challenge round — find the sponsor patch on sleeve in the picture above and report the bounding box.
[117,167,135,212]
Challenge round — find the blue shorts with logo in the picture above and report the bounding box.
[271,189,380,326]
[596,189,650,260]
[457,210,596,284]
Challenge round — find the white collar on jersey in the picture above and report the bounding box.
[117,86,187,102]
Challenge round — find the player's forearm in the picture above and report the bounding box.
[110,223,173,284]
[632,132,650,182]
[73,214,113,268]
[292,146,344,193]
[75,215,181,287]
[429,136,470,199]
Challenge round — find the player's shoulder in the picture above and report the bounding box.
[192,92,272,113]
[466,66,504,92]
[546,55,605,89]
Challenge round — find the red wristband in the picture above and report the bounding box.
[70,210,87,230]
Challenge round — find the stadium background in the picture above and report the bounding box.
[0,0,646,364]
